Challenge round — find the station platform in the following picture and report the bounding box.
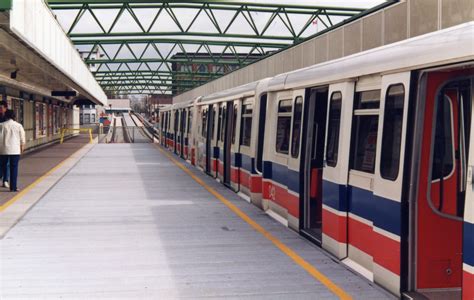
[0,143,395,299]
[0,136,89,207]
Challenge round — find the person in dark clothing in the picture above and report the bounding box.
[0,110,25,192]
[0,100,9,188]
[0,101,7,122]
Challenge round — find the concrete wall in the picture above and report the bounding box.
[173,0,474,103]
[1,90,78,150]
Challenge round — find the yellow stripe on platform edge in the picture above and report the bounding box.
[156,145,352,300]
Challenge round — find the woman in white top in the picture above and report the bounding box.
[0,110,26,192]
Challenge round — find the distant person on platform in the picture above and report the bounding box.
[0,110,25,192]
[0,101,10,188]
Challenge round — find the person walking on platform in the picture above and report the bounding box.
[0,100,10,188]
[0,110,25,192]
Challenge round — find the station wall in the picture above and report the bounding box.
[173,0,474,103]
[0,86,79,151]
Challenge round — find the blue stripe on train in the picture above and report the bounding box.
[262,161,299,194]
[231,152,242,168]
[240,153,255,174]
[464,221,474,267]
[322,181,401,237]
[217,149,251,172]
[213,146,219,159]
[322,180,348,212]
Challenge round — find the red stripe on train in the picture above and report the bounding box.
[463,270,474,300]
[322,208,347,243]
[231,166,239,183]
[212,158,218,172]
[262,180,299,218]
[218,160,224,176]
[348,216,400,275]
[239,169,262,193]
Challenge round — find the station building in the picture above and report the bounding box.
[0,0,106,151]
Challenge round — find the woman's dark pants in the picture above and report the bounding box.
[0,155,20,191]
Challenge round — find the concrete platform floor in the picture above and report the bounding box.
[0,136,89,206]
[0,144,395,299]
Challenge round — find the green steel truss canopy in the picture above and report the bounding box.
[48,1,370,96]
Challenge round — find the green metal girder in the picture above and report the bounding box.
[71,32,307,41]
[73,38,287,48]
[95,72,218,78]
[48,0,373,95]
[87,58,246,64]
[0,0,11,10]
[48,1,364,14]
[101,83,195,90]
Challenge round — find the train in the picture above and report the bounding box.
[159,22,474,299]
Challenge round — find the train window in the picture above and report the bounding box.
[202,109,207,137]
[431,95,454,181]
[276,100,292,154]
[187,110,192,133]
[350,90,380,174]
[174,111,179,132]
[211,107,216,139]
[231,104,238,145]
[326,92,342,167]
[354,90,380,109]
[380,84,405,180]
[217,107,222,141]
[182,110,187,133]
[291,97,303,158]
[221,107,227,142]
[240,101,253,147]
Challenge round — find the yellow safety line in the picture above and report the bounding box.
[156,145,352,300]
[0,146,85,213]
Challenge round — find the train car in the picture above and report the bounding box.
[174,99,197,164]
[264,22,473,298]
[164,22,473,299]
[195,80,269,200]
[159,105,173,149]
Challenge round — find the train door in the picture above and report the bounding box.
[187,108,193,162]
[167,112,171,149]
[223,103,235,186]
[160,112,166,146]
[217,103,226,181]
[371,73,411,296]
[176,109,182,156]
[344,75,383,282]
[197,106,208,170]
[174,110,179,154]
[301,87,328,243]
[464,86,474,300]
[414,67,472,299]
[210,105,218,178]
[180,109,186,159]
[256,95,267,173]
[205,105,215,175]
[230,101,240,192]
[254,94,267,207]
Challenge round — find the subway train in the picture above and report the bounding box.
[159,22,474,299]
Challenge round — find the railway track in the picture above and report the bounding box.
[106,113,153,144]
